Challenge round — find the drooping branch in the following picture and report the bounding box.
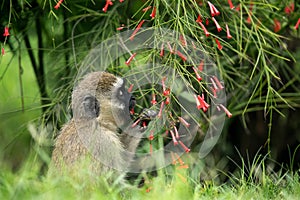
[35,12,50,113]
[63,10,70,78]
[23,9,50,114]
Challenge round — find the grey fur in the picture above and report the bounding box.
[50,72,143,178]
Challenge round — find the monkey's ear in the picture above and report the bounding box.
[82,95,100,118]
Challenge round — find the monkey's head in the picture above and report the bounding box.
[72,71,135,131]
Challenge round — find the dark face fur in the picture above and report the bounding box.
[109,75,135,129]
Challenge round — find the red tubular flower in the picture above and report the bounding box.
[196,94,210,112]
[130,20,145,41]
[150,6,156,19]
[180,34,187,47]
[294,18,300,30]
[142,6,152,12]
[210,77,218,90]
[212,17,222,32]
[206,18,209,25]
[246,2,253,23]
[198,22,210,37]
[119,0,124,2]
[116,24,125,31]
[235,4,240,11]
[207,1,220,17]
[198,60,204,71]
[167,42,174,53]
[284,2,294,15]
[174,126,180,139]
[162,77,171,96]
[146,187,152,193]
[142,121,147,127]
[160,43,164,57]
[208,2,215,16]
[170,130,178,145]
[194,94,201,110]
[54,0,64,10]
[192,67,202,81]
[125,53,137,66]
[177,164,189,169]
[3,27,10,37]
[174,153,185,165]
[54,4,60,10]
[226,24,232,39]
[163,88,170,96]
[179,141,190,153]
[178,117,190,128]
[1,47,5,55]
[131,118,141,127]
[246,16,251,24]
[196,14,203,23]
[165,96,170,105]
[165,130,169,136]
[149,131,154,141]
[130,108,135,115]
[128,84,134,92]
[151,93,157,105]
[215,38,223,50]
[274,19,281,32]
[211,87,217,97]
[194,94,209,112]
[102,0,113,12]
[228,0,235,9]
[213,76,224,90]
[2,28,9,37]
[219,104,232,118]
[198,94,210,109]
[158,101,165,118]
[176,50,187,62]
[171,151,177,165]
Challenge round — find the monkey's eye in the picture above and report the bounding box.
[119,90,123,96]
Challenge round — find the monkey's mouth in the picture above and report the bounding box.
[129,95,136,114]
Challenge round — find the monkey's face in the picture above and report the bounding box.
[72,72,135,131]
[108,76,135,128]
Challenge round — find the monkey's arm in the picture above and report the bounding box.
[119,126,143,153]
[120,108,158,152]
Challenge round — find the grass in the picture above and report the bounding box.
[0,151,300,200]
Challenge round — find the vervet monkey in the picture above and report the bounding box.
[50,71,155,178]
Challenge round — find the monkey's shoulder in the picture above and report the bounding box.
[55,120,78,143]
[52,120,89,165]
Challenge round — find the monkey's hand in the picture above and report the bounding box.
[120,108,157,153]
[137,108,158,132]
[140,108,158,121]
